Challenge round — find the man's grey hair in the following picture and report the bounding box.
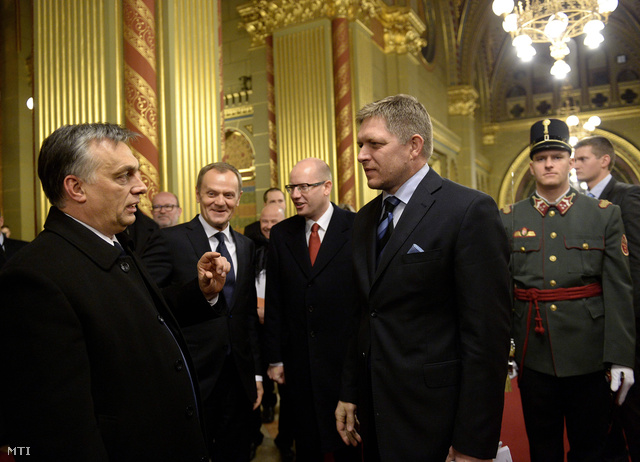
[356,94,433,159]
[38,123,139,207]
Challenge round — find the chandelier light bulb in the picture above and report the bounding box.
[544,13,569,40]
[566,115,580,126]
[502,13,518,32]
[550,59,571,79]
[588,116,602,126]
[584,122,596,132]
[517,45,537,62]
[492,0,515,16]
[570,136,579,146]
[583,19,605,34]
[584,32,604,49]
[598,0,618,14]
[512,34,532,49]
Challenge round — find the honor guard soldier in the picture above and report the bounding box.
[500,118,636,462]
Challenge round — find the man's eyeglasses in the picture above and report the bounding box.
[152,204,179,211]
[284,181,327,194]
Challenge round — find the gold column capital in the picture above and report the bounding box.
[448,85,479,117]
[377,6,426,56]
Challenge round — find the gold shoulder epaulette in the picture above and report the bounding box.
[598,199,612,209]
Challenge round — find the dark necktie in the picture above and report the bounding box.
[113,241,127,257]
[377,196,400,259]
[309,223,321,266]
[215,232,236,306]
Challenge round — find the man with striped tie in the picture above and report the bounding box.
[336,94,512,462]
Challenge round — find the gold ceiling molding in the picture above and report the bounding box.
[238,0,426,58]
[238,0,379,47]
[448,85,479,117]
[377,6,426,56]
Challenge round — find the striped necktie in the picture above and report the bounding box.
[215,232,236,306]
[377,196,400,259]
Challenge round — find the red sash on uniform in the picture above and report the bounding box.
[514,283,603,374]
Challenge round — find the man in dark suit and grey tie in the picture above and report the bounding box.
[264,158,358,461]
[161,162,263,462]
[0,212,28,269]
[335,94,512,462]
[575,136,640,461]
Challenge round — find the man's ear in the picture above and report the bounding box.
[409,134,425,159]
[601,154,611,169]
[63,175,87,204]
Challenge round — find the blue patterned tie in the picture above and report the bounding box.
[377,196,400,259]
[215,232,236,307]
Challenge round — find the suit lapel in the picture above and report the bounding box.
[186,216,212,258]
[230,227,247,309]
[311,205,350,276]
[283,215,313,277]
[373,170,441,283]
[600,177,616,200]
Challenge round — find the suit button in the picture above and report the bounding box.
[310,331,316,338]
[550,280,557,287]
[549,210,556,217]
[550,304,557,311]
[550,232,557,239]
[157,315,164,323]
[582,243,589,249]
[185,405,195,418]
[308,305,314,312]
[549,255,557,262]
[175,359,184,371]
[370,311,377,318]
[520,247,526,253]
[120,262,130,272]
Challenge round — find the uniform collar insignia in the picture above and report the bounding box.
[532,196,549,216]
[531,193,575,216]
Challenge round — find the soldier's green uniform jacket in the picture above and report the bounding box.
[500,188,635,377]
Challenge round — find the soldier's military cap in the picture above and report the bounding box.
[529,118,572,159]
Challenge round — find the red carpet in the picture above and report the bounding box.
[501,378,569,462]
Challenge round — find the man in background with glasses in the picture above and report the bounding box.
[152,191,183,228]
[264,158,359,461]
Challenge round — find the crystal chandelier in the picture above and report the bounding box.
[557,89,602,145]
[491,0,618,79]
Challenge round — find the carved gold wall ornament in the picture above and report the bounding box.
[448,85,479,117]
[237,0,379,48]
[377,6,426,56]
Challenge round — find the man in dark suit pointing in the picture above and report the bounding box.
[161,162,262,462]
[336,94,512,462]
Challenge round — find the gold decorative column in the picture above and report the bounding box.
[448,85,479,188]
[332,17,356,208]
[266,35,279,187]
[34,0,124,229]
[124,0,159,214]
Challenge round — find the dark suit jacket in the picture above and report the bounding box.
[0,207,209,461]
[342,169,512,461]
[126,209,171,285]
[601,177,640,318]
[0,234,29,269]
[264,204,357,452]
[243,220,262,243]
[161,216,261,404]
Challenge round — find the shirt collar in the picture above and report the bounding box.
[198,215,232,242]
[306,203,334,233]
[382,162,430,205]
[588,173,612,199]
[65,213,119,246]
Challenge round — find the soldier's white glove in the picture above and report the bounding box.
[610,365,635,405]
